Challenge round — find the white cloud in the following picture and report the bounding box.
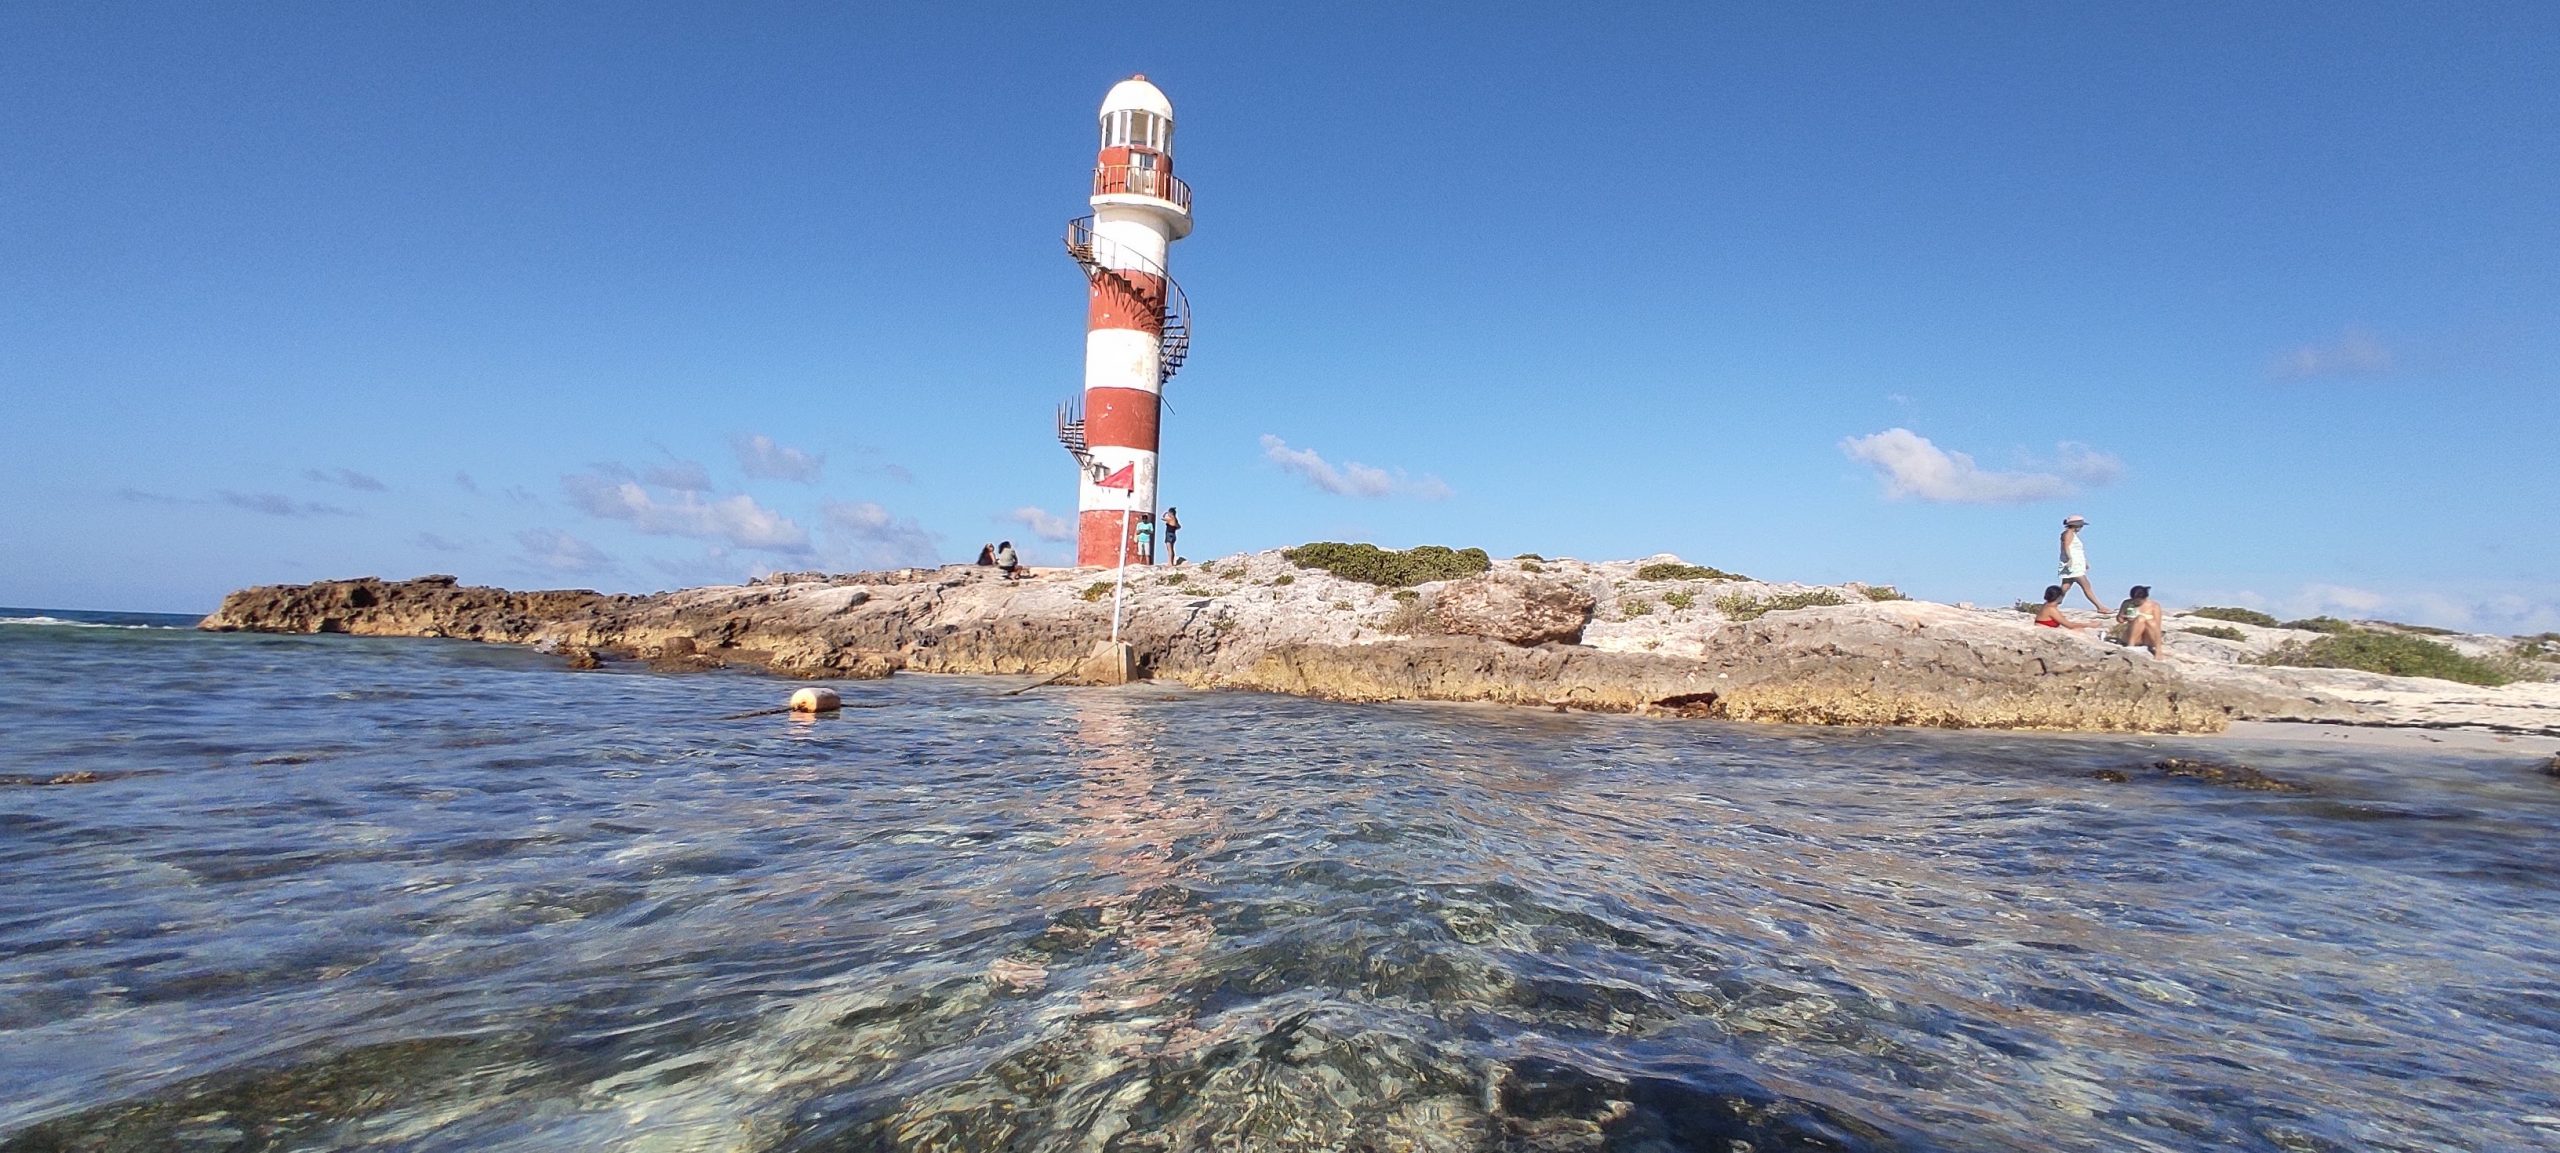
[1005,505,1073,542]
[220,490,359,518]
[303,467,388,492]
[2288,583,2390,617]
[732,433,826,483]
[1840,428,2122,505]
[562,470,811,554]
[2271,328,2393,381]
[515,528,615,575]
[413,532,469,552]
[1259,434,1452,500]
[823,500,941,569]
[642,458,713,492]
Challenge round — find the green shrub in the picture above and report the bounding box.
[2516,633,2560,661]
[2182,625,2247,641]
[2190,606,2279,628]
[2252,631,2515,686]
[1080,582,1112,602]
[1718,590,1849,622]
[1517,560,1544,573]
[1514,553,1544,561]
[1635,561,1749,582]
[1620,597,1654,617]
[1663,590,1695,610]
[1271,573,1295,586]
[1859,585,1908,602]
[1159,572,1188,586]
[1282,542,1491,587]
[1391,589,1420,603]
[2281,616,2358,634]
[2379,620,2455,636]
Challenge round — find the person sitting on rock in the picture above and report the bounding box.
[993,541,1025,580]
[2034,585,2100,631]
[2115,585,2168,656]
[974,543,996,566]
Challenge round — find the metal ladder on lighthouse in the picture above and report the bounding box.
[1057,216,1189,466]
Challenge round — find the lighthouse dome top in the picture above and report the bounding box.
[1100,75,1173,121]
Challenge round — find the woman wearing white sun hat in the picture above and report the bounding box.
[2056,516,2107,614]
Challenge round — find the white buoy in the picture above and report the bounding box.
[788,687,842,714]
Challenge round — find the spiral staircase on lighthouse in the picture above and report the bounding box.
[1055,213,1190,473]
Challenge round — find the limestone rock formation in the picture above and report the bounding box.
[1427,573,1595,646]
[195,550,2560,735]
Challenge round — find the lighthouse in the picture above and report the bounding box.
[1058,75,1192,568]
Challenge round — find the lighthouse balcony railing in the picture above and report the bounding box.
[1092,165,1191,212]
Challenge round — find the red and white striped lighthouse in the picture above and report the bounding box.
[1058,75,1192,568]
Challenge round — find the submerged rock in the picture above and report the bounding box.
[2152,757,2301,791]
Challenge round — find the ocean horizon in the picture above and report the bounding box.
[0,606,204,630]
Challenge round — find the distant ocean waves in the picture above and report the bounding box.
[0,607,201,630]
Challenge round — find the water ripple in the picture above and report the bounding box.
[3,627,2557,1151]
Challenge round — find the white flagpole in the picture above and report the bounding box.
[1109,484,1133,644]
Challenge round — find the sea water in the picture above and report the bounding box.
[2,614,2556,1151]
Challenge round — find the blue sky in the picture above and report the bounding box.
[4,3,2554,629]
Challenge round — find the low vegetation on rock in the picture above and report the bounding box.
[1634,562,1749,582]
[2377,620,2455,636]
[2281,616,2358,634]
[1718,590,1849,622]
[2253,630,2514,686]
[1620,597,1654,618]
[1283,542,1492,587]
[1080,582,1112,602]
[2516,633,2560,661]
[2190,606,2279,628]
[1859,586,1908,602]
[2183,625,2247,641]
[1662,591,1695,610]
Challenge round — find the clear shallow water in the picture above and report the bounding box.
[3,621,2558,1152]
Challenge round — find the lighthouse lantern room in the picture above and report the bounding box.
[1059,76,1192,568]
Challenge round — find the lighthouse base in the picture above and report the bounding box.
[1077,509,1156,568]
[1075,640,1139,686]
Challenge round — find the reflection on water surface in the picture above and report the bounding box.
[3,626,2557,1151]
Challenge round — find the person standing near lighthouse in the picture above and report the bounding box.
[1060,76,1193,568]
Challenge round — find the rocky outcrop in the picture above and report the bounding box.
[1427,573,1595,646]
[200,550,2550,735]
[1229,609,2267,733]
[199,576,631,644]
